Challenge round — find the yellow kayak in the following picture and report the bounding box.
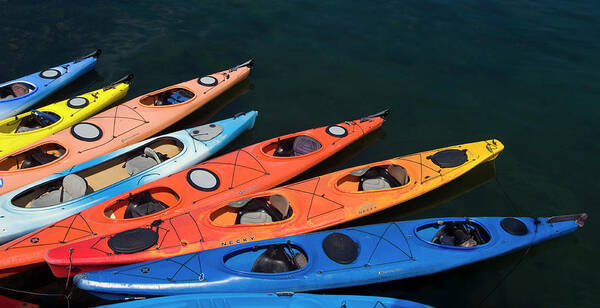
[0,76,131,157]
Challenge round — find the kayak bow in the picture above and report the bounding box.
[0,50,100,120]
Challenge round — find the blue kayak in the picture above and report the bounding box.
[98,292,431,308]
[76,213,586,299]
[0,111,257,243]
[0,50,100,120]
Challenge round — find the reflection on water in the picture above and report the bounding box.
[0,0,597,306]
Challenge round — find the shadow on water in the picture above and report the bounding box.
[281,129,385,187]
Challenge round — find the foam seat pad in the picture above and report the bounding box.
[15,121,42,133]
[125,147,161,175]
[61,174,88,202]
[361,178,392,191]
[30,190,62,208]
[30,174,88,208]
[239,210,273,225]
[292,136,322,156]
[31,151,58,165]
[124,193,169,219]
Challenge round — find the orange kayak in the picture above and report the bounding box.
[0,60,253,195]
[0,110,388,277]
[44,138,503,277]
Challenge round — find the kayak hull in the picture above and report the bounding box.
[0,51,99,120]
[0,111,257,245]
[47,138,502,277]
[75,214,585,298]
[0,111,379,277]
[0,60,253,194]
[97,293,431,308]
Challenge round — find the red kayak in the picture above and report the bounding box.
[0,110,388,277]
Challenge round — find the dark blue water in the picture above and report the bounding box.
[1,1,598,307]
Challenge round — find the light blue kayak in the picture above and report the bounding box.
[98,292,431,308]
[0,111,257,243]
[0,50,100,120]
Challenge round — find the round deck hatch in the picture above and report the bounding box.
[326,125,348,138]
[187,168,220,191]
[71,122,103,141]
[198,76,218,87]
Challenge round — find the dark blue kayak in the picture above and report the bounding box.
[0,49,100,120]
[76,213,587,300]
[98,292,431,308]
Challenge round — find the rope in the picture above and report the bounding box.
[0,285,71,308]
[0,285,65,297]
[65,248,74,289]
[477,174,539,307]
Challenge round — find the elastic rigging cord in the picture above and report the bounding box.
[477,173,539,307]
[0,250,76,307]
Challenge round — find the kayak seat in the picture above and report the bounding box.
[235,195,292,225]
[30,174,91,208]
[251,245,307,273]
[124,191,169,219]
[0,83,31,100]
[125,147,167,175]
[154,89,194,106]
[273,138,295,157]
[273,136,322,157]
[358,165,409,191]
[432,221,489,247]
[11,83,30,97]
[292,136,322,155]
[20,149,59,169]
[15,111,60,133]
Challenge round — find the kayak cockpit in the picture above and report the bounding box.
[11,138,183,209]
[103,187,179,219]
[224,243,308,274]
[211,194,293,226]
[0,143,66,171]
[0,110,61,134]
[139,88,194,106]
[416,219,490,248]
[0,82,35,101]
[262,135,322,157]
[336,164,410,192]
[12,174,93,209]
